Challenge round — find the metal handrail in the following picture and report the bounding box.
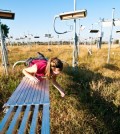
[53,15,72,34]
[12,60,25,70]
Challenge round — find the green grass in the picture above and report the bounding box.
[0,44,120,133]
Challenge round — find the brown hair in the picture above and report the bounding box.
[45,57,63,79]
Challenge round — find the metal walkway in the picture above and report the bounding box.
[0,77,50,134]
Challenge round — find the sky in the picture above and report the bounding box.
[0,0,120,42]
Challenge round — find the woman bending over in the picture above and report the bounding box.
[22,57,65,97]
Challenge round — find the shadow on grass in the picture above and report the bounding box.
[103,63,120,71]
[63,66,120,134]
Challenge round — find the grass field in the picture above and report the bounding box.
[0,44,120,133]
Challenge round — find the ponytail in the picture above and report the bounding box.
[45,58,52,79]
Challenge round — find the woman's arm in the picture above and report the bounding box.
[22,64,39,82]
[51,75,65,97]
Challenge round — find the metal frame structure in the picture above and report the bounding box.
[116,30,120,46]
[53,0,87,68]
[45,33,52,50]
[0,23,9,74]
[107,8,115,64]
[0,77,50,134]
[97,18,104,49]
[0,10,15,75]
[100,8,120,63]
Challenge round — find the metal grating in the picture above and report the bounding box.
[4,77,49,107]
[0,105,50,134]
[0,76,50,134]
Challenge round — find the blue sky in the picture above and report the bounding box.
[1,0,120,42]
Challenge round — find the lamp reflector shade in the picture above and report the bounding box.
[59,10,87,20]
[0,10,15,19]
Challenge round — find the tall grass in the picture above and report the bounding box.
[0,44,120,133]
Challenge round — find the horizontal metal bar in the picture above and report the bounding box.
[3,102,50,107]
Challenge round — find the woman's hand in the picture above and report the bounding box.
[51,77,65,97]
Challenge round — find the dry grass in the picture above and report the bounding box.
[0,44,120,134]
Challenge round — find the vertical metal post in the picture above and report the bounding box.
[48,32,50,50]
[57,35,59,46]
[0,19,8,75]
[119,38,120,47]
[107,8,115,64]
[90,24,93,53]
[72,0,78,67]
[78,19,80,54]
[98,18,103,49]
[48,37,50,49]
[28,33,31,49]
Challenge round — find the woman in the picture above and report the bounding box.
[22,57,65,97]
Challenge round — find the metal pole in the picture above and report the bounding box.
[107,8,115,64]
[98,18,103,49]
[3,33,9,66]
[78,19,80,54]
[0,19,8,75]
[57,35,59,46]
[90,24,93,53]
[72,0,78,67]
[48,36,49,49]
[48,32,50,50]
[119,39,120,47]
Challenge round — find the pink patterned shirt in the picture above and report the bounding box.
[30,59,47,80]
